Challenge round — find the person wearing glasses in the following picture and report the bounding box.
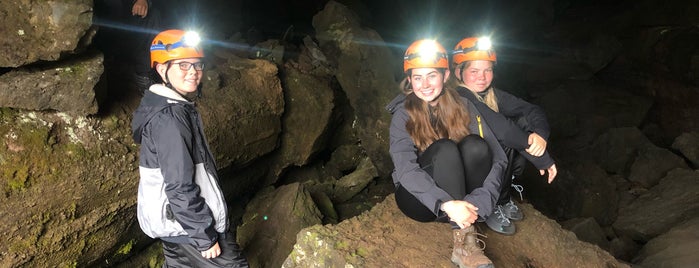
[131,29,249,267]
[386,39,507,268]
[451,36,558,236]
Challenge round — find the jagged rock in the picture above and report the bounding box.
[237,183,322,268]
[331,157,378,203]
[312,0,398,176]
[283,194,628,268]
[263,65,335,185]
[536,84,653,161]
[198,55,284,169]
[561,217,610,250]
[633,216,699,268]
[519,161,618,224]
[326,144,365,173]
[628,146,688,188]
[591,127,654,175]
[613,169,699,242]
[0,51,104,115]
[0,0,93,67]
[672,131,699,167]
[609,235,642,262]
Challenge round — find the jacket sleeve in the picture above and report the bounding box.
[462,100,508,220]
[495,89,551,140]
[389,108,455,215]
[458,88,530,150]
[151,107,218,251]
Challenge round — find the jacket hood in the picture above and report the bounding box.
[131,84,191,144]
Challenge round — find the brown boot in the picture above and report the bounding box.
[451,225,494,268]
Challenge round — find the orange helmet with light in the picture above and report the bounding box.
[452,37,496,65]
[403,39,449,73]
[150,29,204,68]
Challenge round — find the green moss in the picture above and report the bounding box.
[115,239,136,255]
[355,247,370,258]
[6,166,29,191]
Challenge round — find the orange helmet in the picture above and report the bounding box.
[403,39,449,73]
[452,37,496,65]
[150,29,204,68]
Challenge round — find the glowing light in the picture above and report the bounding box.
[477,37,492,51]
[183,31,201,47]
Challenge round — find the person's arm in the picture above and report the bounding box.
[461,101,508,220]
[389,107,455,216]
[152,107,218,251]
[494,89,550,140]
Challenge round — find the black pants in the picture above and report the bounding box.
[395,135,493,223]
[497,147,527,205]
[162,231,249,268]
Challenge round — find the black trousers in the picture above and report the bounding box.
[497,147,527,205]
[161,231,249,268]
[395,135,493,223]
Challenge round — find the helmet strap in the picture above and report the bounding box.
[164,62,174,89]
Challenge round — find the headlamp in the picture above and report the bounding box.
[404,40,448,62]
[182,31,201,47]
[150,31,202,52]
[452,36,494,55]
[476,37,492,50]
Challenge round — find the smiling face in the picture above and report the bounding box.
[458,60,494,93]
[156,58,203,96]
[409,67,450,106]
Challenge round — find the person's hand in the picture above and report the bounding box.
[525,133,547,157]
[539,163,557,184]
[441,200,479,229]
[201,242,221,259]
[132,0,149,18]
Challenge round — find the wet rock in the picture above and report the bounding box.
[237,183,322,268]
[561,217,610,251]
[312,0,398,176]
[672,131,699,167]
[613,169,699,242]
[0,51,104,115]
[633,216,699,268]
[0,0,93,67]
[628,146,688,188]
[331,157,378,203]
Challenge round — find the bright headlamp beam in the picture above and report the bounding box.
[476,37,492,51]
[183,31,201,47]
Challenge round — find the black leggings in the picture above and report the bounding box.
[395,135,493,222]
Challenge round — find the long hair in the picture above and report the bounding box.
[452,61,500,112]
[402,70,471,152]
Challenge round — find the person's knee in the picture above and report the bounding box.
[424,138,459,157]
[458,134,491,158]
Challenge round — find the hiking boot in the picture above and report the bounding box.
[451,226,494,268]
[485,206,515,235]
[500,200,523,221]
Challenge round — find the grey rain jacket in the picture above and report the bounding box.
[385,93,508,220]
[131,84,228,251]
[456,86,555,170]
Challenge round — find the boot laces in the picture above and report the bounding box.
[512,178,524,201]
[494,206,511,224]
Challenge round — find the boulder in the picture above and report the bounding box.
[0,0,93,67]
[283,194,628,268]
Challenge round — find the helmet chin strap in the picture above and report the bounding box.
[163,62,174,89]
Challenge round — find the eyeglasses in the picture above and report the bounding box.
[172,61,205,71]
